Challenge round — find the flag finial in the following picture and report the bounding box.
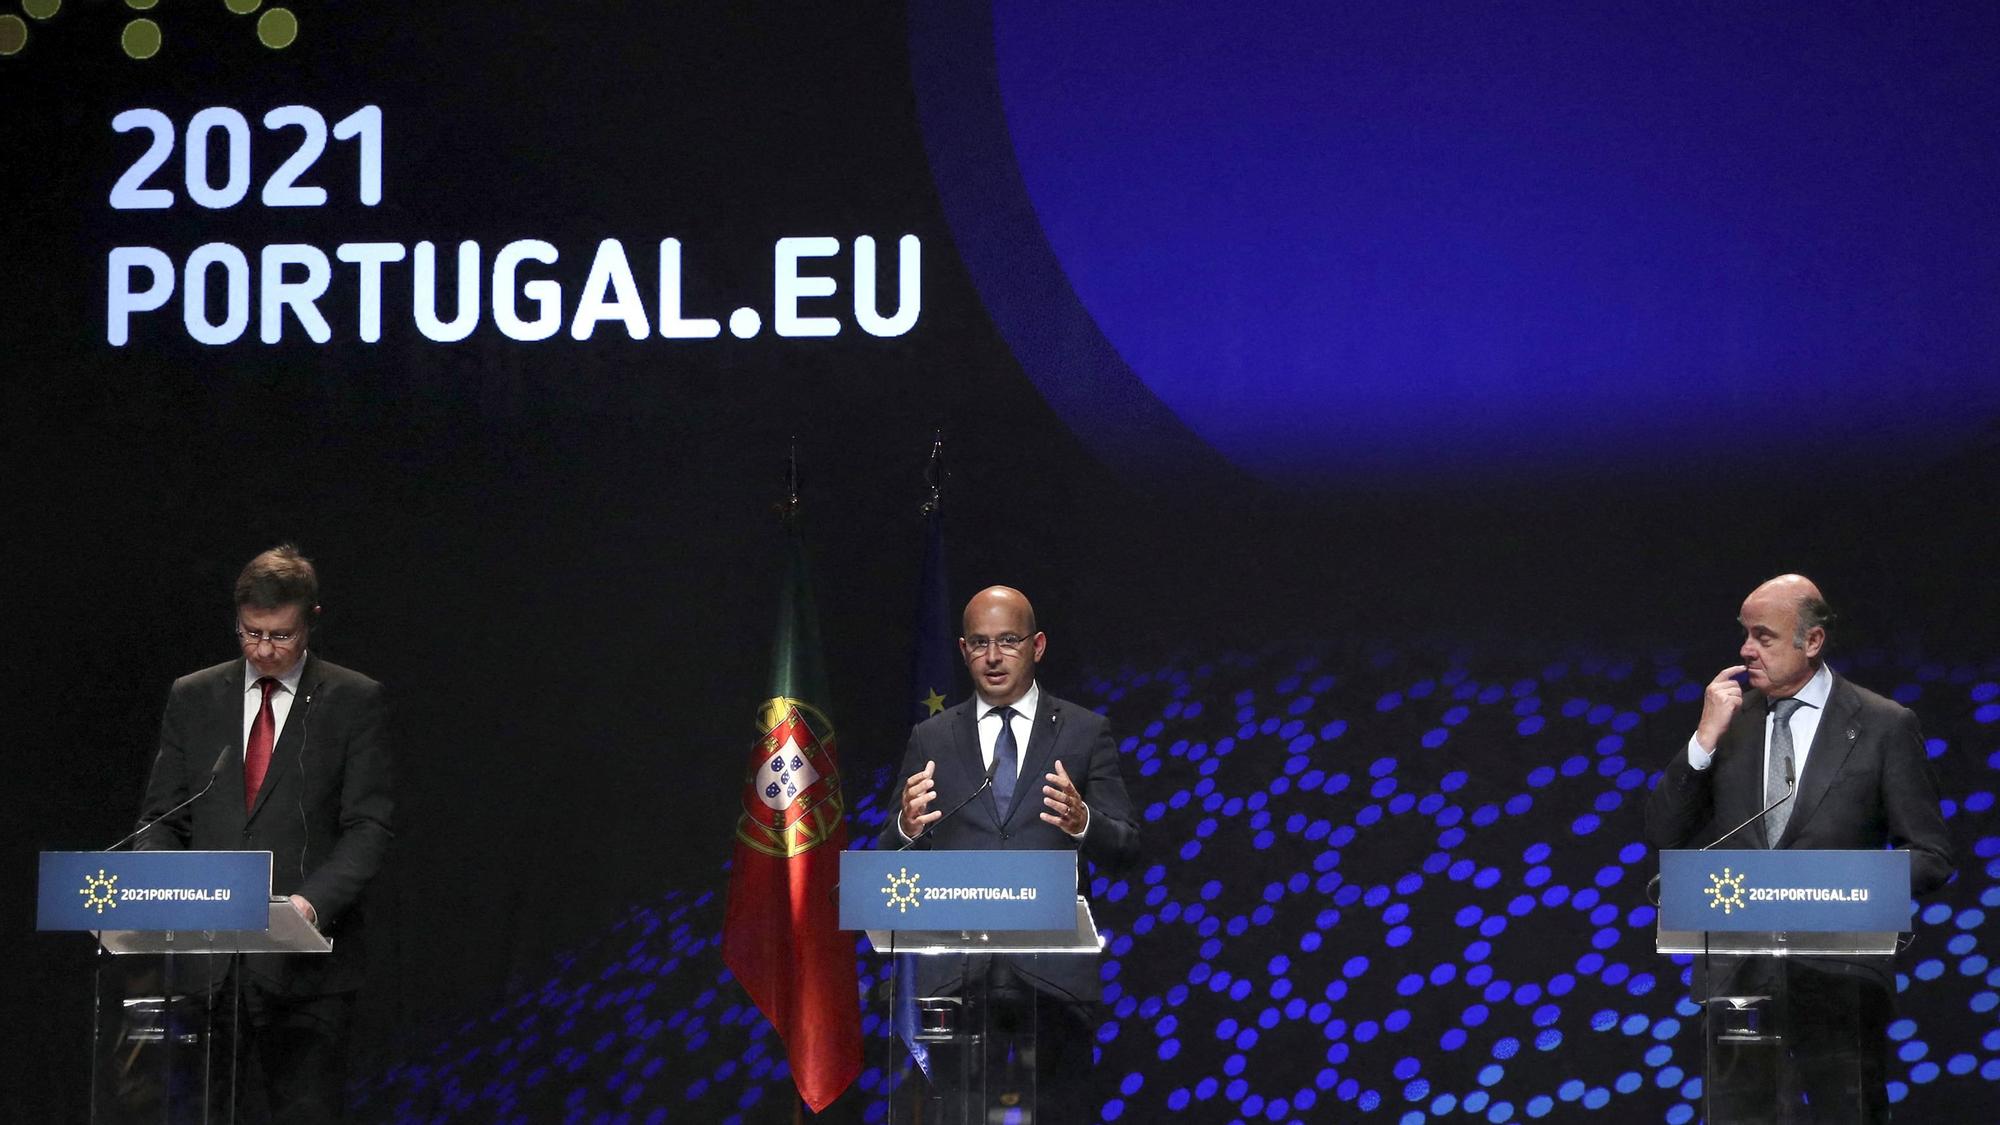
[921,429,944,515]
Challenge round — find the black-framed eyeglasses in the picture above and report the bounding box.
[964,634,1031,656]
[235,623,303,649]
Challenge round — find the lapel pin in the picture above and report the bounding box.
[1847,729,1856,740]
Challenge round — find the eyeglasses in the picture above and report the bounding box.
[236,623,304,649]
[964,634,1031,656]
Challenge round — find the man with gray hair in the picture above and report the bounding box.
[1645,573,1953,1122]
[1645,573,1952,885]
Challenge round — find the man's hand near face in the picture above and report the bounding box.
[1696,665,1747,753]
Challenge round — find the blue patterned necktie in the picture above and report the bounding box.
[1764,697,1805,846]
[991,705,1019,817]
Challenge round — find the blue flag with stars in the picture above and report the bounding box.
[910,505,956,729]
[894,500,955,1078]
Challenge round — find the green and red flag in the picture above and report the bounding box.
[722,513,861,1112]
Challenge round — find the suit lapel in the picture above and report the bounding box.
[248,655,319,823]
[1005,693,1066,828]
[1777,675,1860,847]
[212,660,251,818]
[948,699,1001,828]
[1729,695,1775,848]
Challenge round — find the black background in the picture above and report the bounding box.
[5,4,1996,1120]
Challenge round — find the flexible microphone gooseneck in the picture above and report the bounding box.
[1647,755,1796,906]
[898,758,1000,851]
[105,744,234,851]
[1703,753,1796,852]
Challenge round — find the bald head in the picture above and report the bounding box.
[963,586,1037,635]
[1745,575,1832,642]
[960,586,1046,706]
[1736,574,1833,698]
[1749,573,1824,609]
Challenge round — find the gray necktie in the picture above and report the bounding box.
[991,706,1019,818]
[1764,697,1806,845]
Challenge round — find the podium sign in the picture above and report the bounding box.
[1657,848,1910,1122]
[37,850,270,933]
[839,850,1076,933]
[1658,848,1908,934]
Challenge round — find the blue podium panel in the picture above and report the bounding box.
[839,850,1076,932]
[1658,849,1909,934]
[38,850,271,932]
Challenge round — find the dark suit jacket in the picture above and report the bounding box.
[1644,670,1954,895]
[135,654,394,995]
[875,689,1140,1002]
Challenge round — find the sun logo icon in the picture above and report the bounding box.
[882,867,921,913]
[1705,868,1748,915]
[78,869,119,914]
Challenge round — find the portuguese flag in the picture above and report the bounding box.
[722,512,861,1112]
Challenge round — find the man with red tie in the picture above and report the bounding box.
[135,545,393,1123]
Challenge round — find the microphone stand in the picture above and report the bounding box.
[1648,755,1794,906]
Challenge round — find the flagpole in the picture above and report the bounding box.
[788,436,807,1125]
[921,429,943,515]
[784,435,801,519]
[723,437,862,1115]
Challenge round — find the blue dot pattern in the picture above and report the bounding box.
[351,653,2000,1121]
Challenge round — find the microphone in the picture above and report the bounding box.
[106,744,233,851]
[1647,753,1796,905]
[899,758,998,851]
[1703,755,1796,852]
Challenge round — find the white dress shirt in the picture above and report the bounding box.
[978,681,1041,770]
[243,652,308,749]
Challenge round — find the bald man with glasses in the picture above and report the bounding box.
[880,585,1139,1124]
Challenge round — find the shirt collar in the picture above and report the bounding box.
[1792,662,1833,710]
[245,652,309,696]
[981,680,1040,723]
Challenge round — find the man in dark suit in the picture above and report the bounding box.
[880,585,1139,1124]
[135,545,393,1123]
[1644,574,1954,1123]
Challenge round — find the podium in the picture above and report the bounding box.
[841,850,1102,1124]
[38,850,332,1124]
[1656,849,1909,1124]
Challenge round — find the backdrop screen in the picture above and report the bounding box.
[6,3,1997,1122]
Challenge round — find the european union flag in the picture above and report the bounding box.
[910,504,955,728]
[895,478,956,1078]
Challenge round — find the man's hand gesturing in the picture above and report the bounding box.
[899,759,941,838]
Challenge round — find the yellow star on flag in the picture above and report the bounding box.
[921,688,947,716]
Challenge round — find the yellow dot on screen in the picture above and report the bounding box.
[122,17,161,59]
[127,0,159,11]
[225,0,261,14]
[257,7,297,48]
[0,15,27,56]
[23,0,60,21]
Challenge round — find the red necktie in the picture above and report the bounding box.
[244,677,277,812]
